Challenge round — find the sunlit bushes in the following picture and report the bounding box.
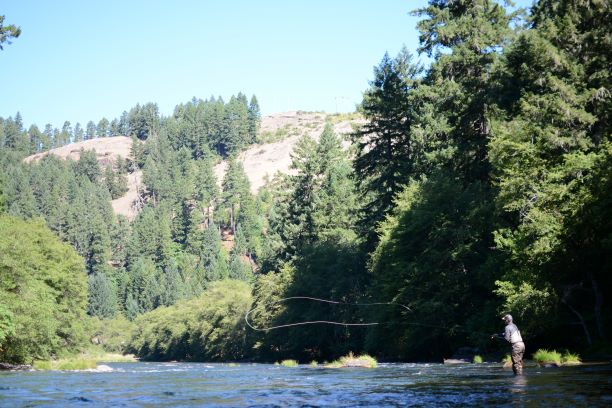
[533,349,581,366]
[128,280,252,361]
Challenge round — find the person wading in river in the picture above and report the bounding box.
[491,314,525,375]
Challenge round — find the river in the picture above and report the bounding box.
[1,362,611,406]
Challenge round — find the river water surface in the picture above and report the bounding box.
[1,362,611,407]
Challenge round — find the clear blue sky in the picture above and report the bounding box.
[1,0,532,129]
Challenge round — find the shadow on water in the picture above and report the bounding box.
[0,362,611,407]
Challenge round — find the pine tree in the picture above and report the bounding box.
[73,122,84,143]
[42,124,53,150]
[222,158,250,235]
[97,117,109,138]
[85,121,96,140]
[367,0,515,359]
[489,0,611,342]
[109,118,120,136]
[248,95,261,144]
[76,149,100,183]
[88,272,118,318]
[198,222,228,283]
[28,125,42,153]
[60,121,72,146]
[222,95,250,155]
[195,157,219,226]
[351,49,422,244]
[0,15,21,50]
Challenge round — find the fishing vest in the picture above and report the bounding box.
[505,323,523,344]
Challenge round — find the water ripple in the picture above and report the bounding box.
[0,362,610,406]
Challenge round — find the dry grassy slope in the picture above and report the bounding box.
[215,111,365,193]
[24,111,365,220]
[24,136,143,220]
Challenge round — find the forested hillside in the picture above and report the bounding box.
[1,0,610,364]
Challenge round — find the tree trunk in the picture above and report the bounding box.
[562,299,592,346]
[230,204,235,235]
[588,271,606,340]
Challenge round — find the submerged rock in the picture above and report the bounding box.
[443,359,470,365]
[0,362,32,371]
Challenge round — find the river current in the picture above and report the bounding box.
[1,361,611,407]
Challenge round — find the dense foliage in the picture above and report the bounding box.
[129,280,252,361]
[1,0,610,363]
[0,216,88,364]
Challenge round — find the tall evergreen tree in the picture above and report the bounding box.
[85,121,96,140]
[73,122,84,143]
[88,272,118,318]
[490,0,611,343]
[368,0,515,359]
[248,95,261,144]
[351,49,422,245]
[97,117,110,138]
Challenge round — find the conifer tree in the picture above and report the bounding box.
[60,121,72,146]
[0,15,21,50]
[351,49,422,244]
[85,121,96,140]
[198,223,228,283]
[28,125,42,153]
[73,122,83,143]
[368,0,515,359]
[222,158,250,234]
[97,117,109,138]
[489,0,611,341]
[248,95,261,144]
[42,124,53,150]
[88,272,118,318]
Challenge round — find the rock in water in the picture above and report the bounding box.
[0,362,32,371]
[443,359,470,365]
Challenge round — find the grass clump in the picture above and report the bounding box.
[34,358,97,371]
[502,354,512,368]
[325,352,378,368]
[310,360,318,367]
[280,359,298,367]
[81,349,137,363]
[33,360,52,370]
[561,351,581,365]
[473,355,483,364]
[533,349,562,366]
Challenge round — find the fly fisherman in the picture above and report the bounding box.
[491,314,525,375]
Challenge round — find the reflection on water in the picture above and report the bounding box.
[0,362,611,407]
[510,373,528,396]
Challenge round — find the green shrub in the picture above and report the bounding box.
[0,216,89,364]
[502,354,512,368]
[280,359,298,367]
[533,349,562,365]
[129,280,252,361]
[473,355,483,364]
[89,315,136,354]
[310,360,318,367]
[561,351,581,365]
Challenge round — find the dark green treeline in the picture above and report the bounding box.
[1,0,610,364]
